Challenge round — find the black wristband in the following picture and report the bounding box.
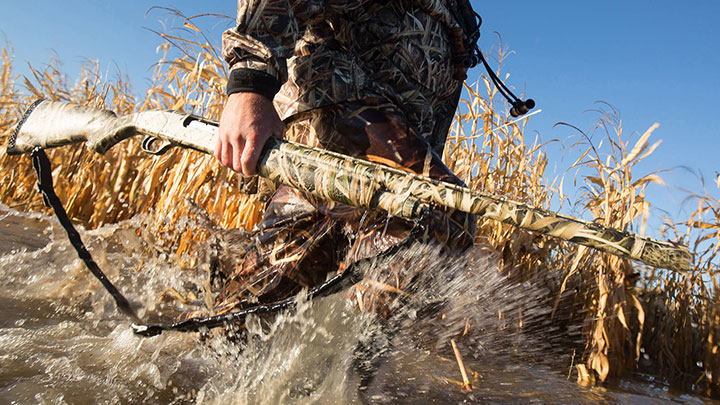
[226,68,282,100]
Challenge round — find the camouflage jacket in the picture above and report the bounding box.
[222,0,470,152]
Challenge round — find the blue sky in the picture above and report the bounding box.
[1,1,718,232]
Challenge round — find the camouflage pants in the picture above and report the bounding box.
[213,99,476,315]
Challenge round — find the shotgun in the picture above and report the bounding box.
[8,99,691,272]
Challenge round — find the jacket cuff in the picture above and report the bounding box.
[226,68,282,100]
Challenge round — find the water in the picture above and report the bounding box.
[0,204,712,404]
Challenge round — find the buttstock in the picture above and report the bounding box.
[7,100,117,155]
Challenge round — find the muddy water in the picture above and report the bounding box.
[0,204,711,404]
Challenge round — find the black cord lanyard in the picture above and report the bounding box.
[32,147,139,322]
[453,7,536,117]
[31,147,428,337]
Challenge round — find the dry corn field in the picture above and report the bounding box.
[0,18,718,398]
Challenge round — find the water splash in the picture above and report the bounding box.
[0,205,698,403]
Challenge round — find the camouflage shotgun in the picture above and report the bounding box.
[8,100,691,272]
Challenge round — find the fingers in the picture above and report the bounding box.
[216,128,243,175]
[241,133,263,177]
[214,135,223,162]
[216,92,283,177]
[222,137,235,171]
[231,136,245,174]
[217,127,261,177]
[215,132,233,170]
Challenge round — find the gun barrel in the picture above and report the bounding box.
[259,140,691,272]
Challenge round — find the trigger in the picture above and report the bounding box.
[141,136,174,155]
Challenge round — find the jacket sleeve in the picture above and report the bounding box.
[222,0,300,98]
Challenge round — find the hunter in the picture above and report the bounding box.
[212,0,478,314]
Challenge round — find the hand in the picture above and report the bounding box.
[216,92,284,177]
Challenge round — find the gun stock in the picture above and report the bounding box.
[7,100,692,272]
[8,99,216,156]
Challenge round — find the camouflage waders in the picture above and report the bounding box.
[214,0,477,315]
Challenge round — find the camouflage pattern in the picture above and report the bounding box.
[216,0,477,314]
[222,0,470,154]
[212,100,476,315]
[7,100,118,155]
[255,138,691,273]
[11,101,693,274]
[252,132,692,273]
